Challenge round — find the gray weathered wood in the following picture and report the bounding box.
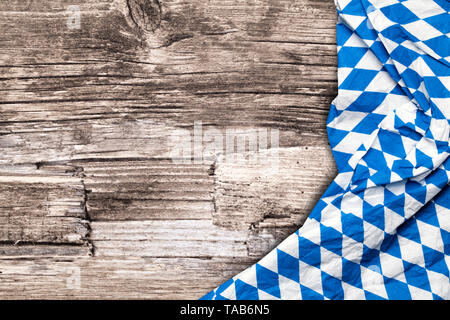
[0,0,337,299]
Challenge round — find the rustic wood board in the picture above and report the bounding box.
[0,0,338,299]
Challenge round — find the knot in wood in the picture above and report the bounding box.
[127,0,162,32]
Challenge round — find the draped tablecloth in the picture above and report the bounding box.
[202,0,450,300]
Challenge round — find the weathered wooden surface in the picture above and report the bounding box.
[0,0,337,299]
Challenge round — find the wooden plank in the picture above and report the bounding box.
[213,147,336,228]
[80,160,215,221]
[0,256,258,299]
[0,167,90,250]
[91,220,249,257]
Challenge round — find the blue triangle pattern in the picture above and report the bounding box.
[203,0,450,300]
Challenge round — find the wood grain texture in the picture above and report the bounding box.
[0,165,91,255]
[0,0,338,299]
[0,256,259,299]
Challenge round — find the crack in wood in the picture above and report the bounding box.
[79,168,95,257]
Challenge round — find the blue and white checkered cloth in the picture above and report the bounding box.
[202,0,450,300]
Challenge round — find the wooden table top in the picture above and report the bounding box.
[0,0,337,299]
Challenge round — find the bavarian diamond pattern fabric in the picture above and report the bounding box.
[202,0,450,300]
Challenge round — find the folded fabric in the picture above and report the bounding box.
[202,0,450,300]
